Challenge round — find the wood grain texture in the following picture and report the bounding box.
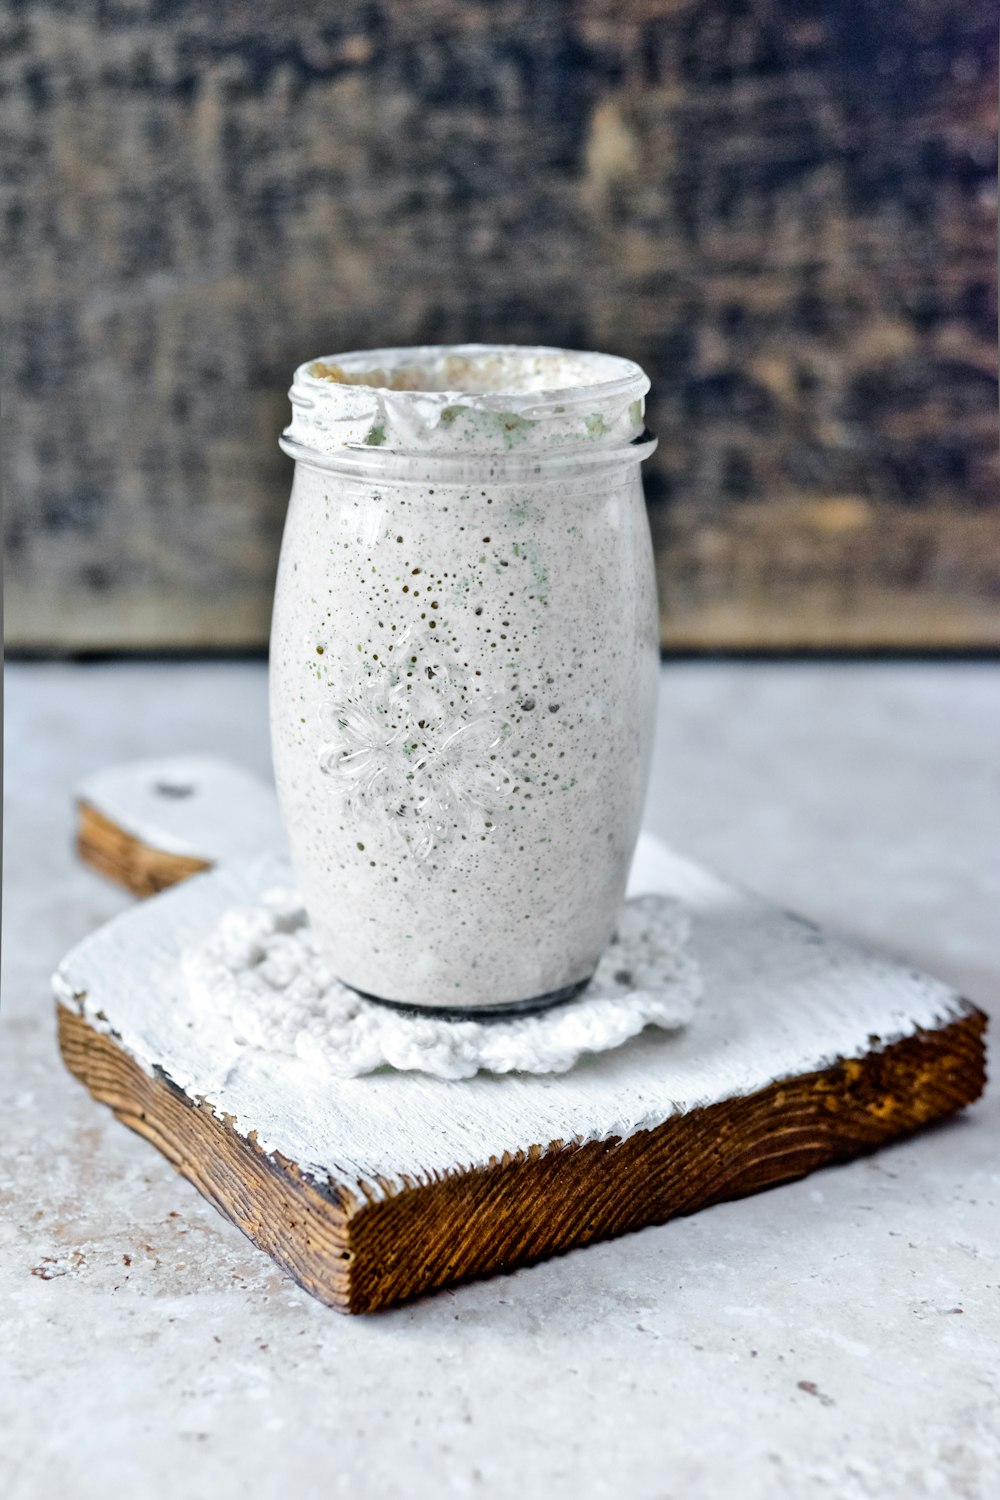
[57,1001,987,1313]
[76,755,286,878]
[4,1,997,651]
[77,799,211,897]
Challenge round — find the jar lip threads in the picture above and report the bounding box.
[282,343,651,464]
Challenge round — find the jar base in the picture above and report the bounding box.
[345,976,594,1023]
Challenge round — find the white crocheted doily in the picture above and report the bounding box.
[181,890,701,1081]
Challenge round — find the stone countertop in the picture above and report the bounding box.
[2,661,998,1500]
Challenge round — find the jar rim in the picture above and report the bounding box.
[282,343,651,461]
[278,431,658,483]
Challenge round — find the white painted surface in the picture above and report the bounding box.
[3,662,999,1499]
[79,754,285,861]
[54,839,966,1191]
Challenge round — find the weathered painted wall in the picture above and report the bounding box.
[2,1,997,650]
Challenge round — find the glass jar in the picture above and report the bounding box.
[271,344,658,1014]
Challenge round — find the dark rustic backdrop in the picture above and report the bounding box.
[3,0,997,651]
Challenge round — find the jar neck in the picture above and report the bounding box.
[281,343,653,473]
[279,431,657,486]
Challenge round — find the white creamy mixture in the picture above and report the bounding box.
[283,343,648,455]
[271,345,659,1010]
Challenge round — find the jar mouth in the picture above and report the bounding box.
[282,343,650,460]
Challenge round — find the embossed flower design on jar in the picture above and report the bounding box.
[318,626,512,859]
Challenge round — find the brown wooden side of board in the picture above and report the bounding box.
[77,799,210,898]
[57,1002,987,1314]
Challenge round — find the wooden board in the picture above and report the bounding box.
[55,1002,986,1316]
[59,764,987,1313]
[76,754,286,895]
[5,3,997,653]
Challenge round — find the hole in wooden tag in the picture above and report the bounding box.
[153,782,195,800]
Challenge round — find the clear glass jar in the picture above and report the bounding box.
[271,344,658,1014]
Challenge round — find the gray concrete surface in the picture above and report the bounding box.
[2,661,998,1499]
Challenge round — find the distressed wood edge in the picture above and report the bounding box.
[57,1001,988,1315]
[77,798,211,897]
[57,1004,358,1309]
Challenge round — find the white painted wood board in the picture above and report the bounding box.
[78,754,286,863]
[54,830,971,1202]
